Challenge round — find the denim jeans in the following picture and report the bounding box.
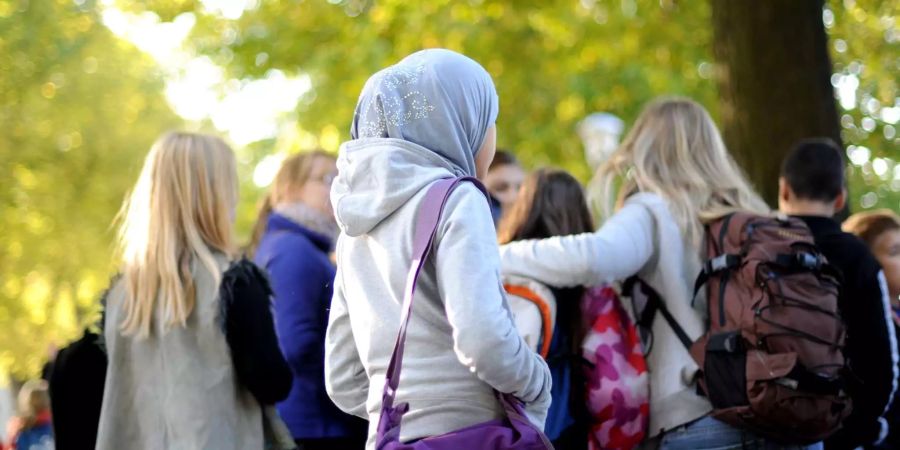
[659,416,824,450]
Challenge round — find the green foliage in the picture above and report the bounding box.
[0,0,895,378]
[0,0,180,377]
[179,0,717,182]
[171,0,897,209]
[827,0,900,212]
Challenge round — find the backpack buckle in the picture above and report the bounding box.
[795,252,822,270]
[705,254,741,274]
[775,251,825,271]
[775,377,800,390]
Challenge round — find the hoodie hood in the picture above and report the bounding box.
[331,138,462,236]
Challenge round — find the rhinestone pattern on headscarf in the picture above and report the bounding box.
[349,49,499,177]
[358,64,436,138]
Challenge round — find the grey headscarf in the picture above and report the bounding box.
[350,48,499,177]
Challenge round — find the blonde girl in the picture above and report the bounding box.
[96,132,291,450]
[5,380,53,450]
[498,98,820,449]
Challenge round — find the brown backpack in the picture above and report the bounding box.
[633,212,851,444]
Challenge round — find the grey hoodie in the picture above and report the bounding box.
[324,138,552,448]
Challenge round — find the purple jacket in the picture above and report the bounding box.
[254,212,366,439]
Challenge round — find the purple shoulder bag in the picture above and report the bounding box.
[375,177,554,450]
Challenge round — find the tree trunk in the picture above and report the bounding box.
[711,0,843,209]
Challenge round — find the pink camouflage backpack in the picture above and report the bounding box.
[580,285,649,450]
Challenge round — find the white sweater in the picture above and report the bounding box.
[499,193,712,437]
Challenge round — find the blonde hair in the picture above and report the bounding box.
[116,132,239,338]
[17,379,50,428]
[247,150,334,256]
[597,97,769,248]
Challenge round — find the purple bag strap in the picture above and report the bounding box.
[381,177,489,409]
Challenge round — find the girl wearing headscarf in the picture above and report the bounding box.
[324,49,552,449]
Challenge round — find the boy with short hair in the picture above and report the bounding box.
[779,138,899,449]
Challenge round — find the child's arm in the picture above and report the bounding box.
[435,184,552,426]
[324,248,370,419]
[498,199,656,288]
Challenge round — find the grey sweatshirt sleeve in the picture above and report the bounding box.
[324,248,369,419]
[435,184,552,425]
[498,200,656,287]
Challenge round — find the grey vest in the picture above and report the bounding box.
[96,255,264,450]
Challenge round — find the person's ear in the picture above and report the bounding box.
[778,177,792,205]
[834,187,847,212]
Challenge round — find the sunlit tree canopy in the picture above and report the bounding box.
[0,0,896,377]
[0,0,179,378]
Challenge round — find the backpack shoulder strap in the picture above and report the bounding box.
[625,276,693,351]
[504,284,554,358]
[693,213,742,299]
[381,177,489,409]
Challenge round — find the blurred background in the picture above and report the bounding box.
[0,0,897,383]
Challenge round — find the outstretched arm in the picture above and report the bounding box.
[499,200,655,288]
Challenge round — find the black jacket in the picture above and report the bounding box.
[49,329,107,450]
[219,258,293,405]
[797,216,898,449]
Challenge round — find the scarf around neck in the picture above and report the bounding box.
[273,202,339,243]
